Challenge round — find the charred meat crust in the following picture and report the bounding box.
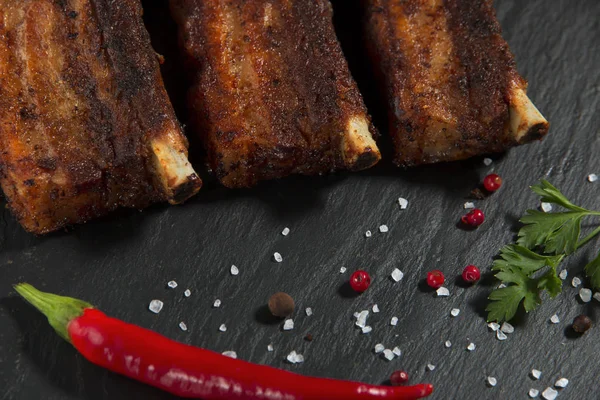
[0,0,199,234]
[171,0,380,188]
[363,0,548,166]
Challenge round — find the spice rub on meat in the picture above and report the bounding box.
[0,0,201,233]
[171,0,380,188]
[363,0,549,166]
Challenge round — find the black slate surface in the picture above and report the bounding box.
[1,0,599,399]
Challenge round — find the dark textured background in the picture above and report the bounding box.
[1,0,599,399]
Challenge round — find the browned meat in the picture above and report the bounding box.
[363,0,549,166]
[0,0,201,234]
[171,0,380,188]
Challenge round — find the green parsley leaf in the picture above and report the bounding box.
[584,252,600,290]
[530,180,587,212]
[487,245,563,322]
[518,211,583,255]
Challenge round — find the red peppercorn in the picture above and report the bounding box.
[390,370,409,385]
[462,265,481,283]
[483,174,502,192]
[426,270,445,289]
[349,270,371,293]
[461,208,485,227]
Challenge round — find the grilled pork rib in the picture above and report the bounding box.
[0,0,201,233]
[364,0,549,166]
[171,0,380,188]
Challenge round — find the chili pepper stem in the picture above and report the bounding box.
[14,283,92,343]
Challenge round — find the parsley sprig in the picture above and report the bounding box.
[487,180,600,322]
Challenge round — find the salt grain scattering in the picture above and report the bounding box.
[283,319,294,331]
[362,326,373,334]
[464,202,475,209]
[541,202,553,213]
[445,340,452,348]
[355,310,369,328]
[391,268,404,282]
[273,252,283,263]
[392,347,401,356]
[571,277,581,287]
[179,322,188,332]
[374,344,385,353]
[529,388,540,398]
[559,270,568,280]
[184,289,191,297]
[390,317,398,326]
[267,344,274,352]
[450,308,460,317]
[149,300,164,314]
[167,280,178,289]
[550,314,560,324]
[467,343,476,351]
[554,378,569,388]
[436,287,450,297]
[281,227,290,236]
[382,349,394,361]
[305,307,313,316]
[594,292,600,302]
[531,369,542,380]
[500,322,514,334]
[372,304,380,313]
[287,351,304,364]
[483,158,493,166]
[496,330,508,341]
[542,387,558,400]
[230,265,239,275]
[213,299,222,308]
[219,324,227,332]
[222,351,237,359]
[340,267,347,274]
[379,225,389,233]
[487,377,497,387]
[365,231,372,238]
[398,197,409,209]
[488,322,500,331]
[426,364,436,371]
[579,288,592,302]
[588,173,598,182]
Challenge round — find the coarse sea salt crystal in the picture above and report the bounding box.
[374,343,385,353]
[445,340,452,348]
[382,349,394,361]
[398,197,409,209]
[487,377,497,387]
[305,307,313,316]
[213,299,222,308]
[391,268,404,282]
[550,314,560,324]
[179,322,188,331]
[287,351,305,364]
[464,202,475,209]
[483,158,493,166]
[390,317,398,326]
[365,230,372,238]
[267,344,274,352]
[531,369,542,380]
[559,270,568,280]
[340,267,347,274]
[579,288,592,302]
[392,347,401,357]
[167,280,178,289]
[436,287,450,297]
[356,310,369,328]
[426,364,436,372]
[594,292,600,302]
[222,351,237,359]
[572,277,581,287]
[588,173,598,182]
[542,387,558,400]
[467,343,476,351]
[184,289,191,297]
[230,265,239,276]
[149,300,164,314]
[450,308,460,317]
[219,324,227,332]
[488,322,500,331]
[362,326,373,334]
[273,252,283,263]
[282,227,290,236]
[283,319,294,331]
[372,304,380,313]
[379,225,389,233]
[555,378,569,388]
[496,330,508,341]
[529,388,540,398]
[501,322,515,334]
[541,202,553,213]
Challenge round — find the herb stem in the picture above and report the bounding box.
[576,225,600,250]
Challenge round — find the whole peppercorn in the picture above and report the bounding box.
[461,208,485,228]
[572,315,592,333]
[483,174,503,192]
[268,292,295,318]
[349,270,371,293]
[462,265,481,283]
[390,370,409,385]
[426,270,445,289]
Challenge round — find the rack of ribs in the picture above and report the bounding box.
[171,0,381,188]
[363,0,550,166]
[0,0,201,234]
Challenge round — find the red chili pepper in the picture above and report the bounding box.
[14,284,433,400]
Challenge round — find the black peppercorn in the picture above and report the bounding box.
[268,292,295,318]
[572,315,592,333]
